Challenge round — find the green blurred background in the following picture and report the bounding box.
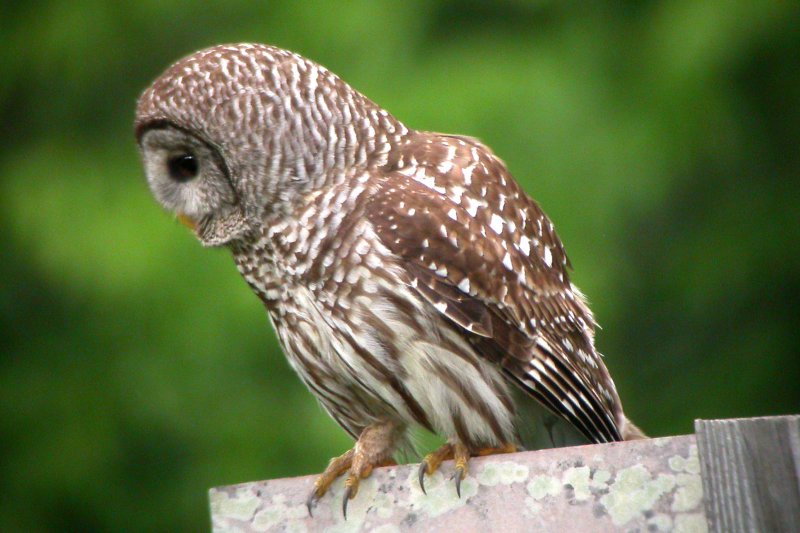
[2,1,798,530]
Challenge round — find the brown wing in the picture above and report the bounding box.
[366,134,623,443]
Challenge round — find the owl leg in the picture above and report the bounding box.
[307,421,399,519]
[418,441,517,496]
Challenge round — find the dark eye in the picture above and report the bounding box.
[167,153,198,182]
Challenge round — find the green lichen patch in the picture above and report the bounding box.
[673,513,708,533]
[669,445,701,475]
[526,474,562,500]
[672,473,703,512]
[405,469,477,518]
[562,466,611,502]
[250,493,308,532]
[477,460,529,486]
[599,465,677,526]
[209,488,261,522]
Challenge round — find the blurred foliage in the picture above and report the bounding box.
[1,1,798,530]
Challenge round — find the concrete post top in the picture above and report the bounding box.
[210,434,706,532]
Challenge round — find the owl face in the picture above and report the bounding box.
[136,43,401,246]
[138,123,251,246]
[139,126,234,221]
[135,45,318,247]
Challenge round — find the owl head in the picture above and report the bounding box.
[135,43,404,247]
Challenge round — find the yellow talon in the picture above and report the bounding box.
[418,441,517,497]
[418,443,455,493]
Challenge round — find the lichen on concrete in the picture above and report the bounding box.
[669,444,701,475]
[210,487,261,523]
[562,465,610,502]
[674,512,708,533]
[668,444,705,515]
[526,474,561,500]
[250,494,308,532]
[404,469,478,518]
[209,434,707,532]
[476,460,529,486]
[672,473,703,513]
[599,465,677,526]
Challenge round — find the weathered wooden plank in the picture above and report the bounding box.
[209,435,706,532]
[695,415,800,533]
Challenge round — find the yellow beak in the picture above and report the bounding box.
[176,213,197,231]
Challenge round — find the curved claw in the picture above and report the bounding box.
[418,462,428,495]
[452,467,466,498]
[306,490,317,518]
[452,442,469,498]
[341,470,363,520]
[417,443,454,497]
[306,478,327,518]
[342,484,354,520]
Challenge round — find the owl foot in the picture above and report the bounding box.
[306,448,354,517]
[418,442,459,495]
[418,442,517,497]
[306,422,398,519]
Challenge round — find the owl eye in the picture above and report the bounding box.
[167,153,199,182]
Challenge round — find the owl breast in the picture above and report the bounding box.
[230,177,518,449]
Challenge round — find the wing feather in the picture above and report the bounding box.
[367,136,623,443]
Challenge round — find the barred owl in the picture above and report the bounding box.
[135,43,644,516]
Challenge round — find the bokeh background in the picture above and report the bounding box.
[2,1,798,530]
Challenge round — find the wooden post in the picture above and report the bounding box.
[695,415,800,533]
